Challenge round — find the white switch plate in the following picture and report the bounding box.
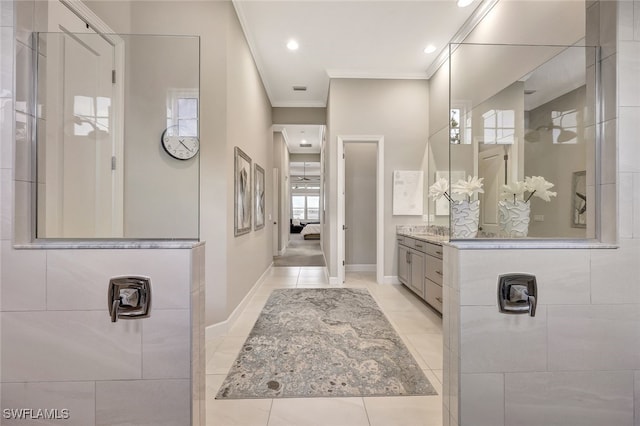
[422,214,429,222]
[533,215,544,222]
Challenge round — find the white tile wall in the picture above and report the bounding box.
[0,241,45,311]
[0,0,13,27]
[46,249,191,311]
[505,371,634,426]
[460,373,504,426]
[14,0,33,47]
[591,238,640,303]
[601,183,618,244]
[547,304,640,371]
[142,309,191,379]
[1,381,95,426]
[2,311,142,382]
[460,306,547,373]
[1,168,12,240]
[619,41,640,107]
[619,107,640,173]
[0,28,13,100]
[95,379,191,426]
[0,98,13,170]
[635,1,640,41]
[619,0,634,41]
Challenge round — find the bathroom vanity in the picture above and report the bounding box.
[396,233,444,313]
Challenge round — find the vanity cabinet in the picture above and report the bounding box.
[397,235,443,313]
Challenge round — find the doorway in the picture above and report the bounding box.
[344,143,377,272]
[337,136,384,284]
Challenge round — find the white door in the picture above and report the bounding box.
[44,1,120,238]
[478,146,505,235]
[273,169,279,256]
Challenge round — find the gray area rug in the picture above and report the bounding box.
[273,238,325,267]
[215,288,437,399]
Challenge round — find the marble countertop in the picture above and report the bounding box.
[397,231,448,246]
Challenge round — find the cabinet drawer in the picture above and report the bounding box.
[412,239,427,253]
[425,255,444,286]
[425,279,443,313]
[424,243,443,259]
[396,235,406,245]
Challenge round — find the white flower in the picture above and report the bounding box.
[428,177,450,201]
[502,176,557,203]
[451,176,484,199]
[500,181,527,201]
[525,176,557,202]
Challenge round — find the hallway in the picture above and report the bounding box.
[206,267,443,425]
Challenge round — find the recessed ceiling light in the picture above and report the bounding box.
[287,39,299,50]
[301,139,307,144]
[424,45,437,54]
[457,0,474,7]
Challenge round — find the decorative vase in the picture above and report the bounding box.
[451,200,480,239]
[498,200,531,237]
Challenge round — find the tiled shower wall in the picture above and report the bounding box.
[446,1,640,425]
[0,2,205,425]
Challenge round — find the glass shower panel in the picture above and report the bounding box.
[35,33,200,240]
[449,43,597,239]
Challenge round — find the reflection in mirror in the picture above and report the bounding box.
[449,43,596,239]
[35,33,200,240]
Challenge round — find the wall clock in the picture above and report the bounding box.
[161,126,199,160]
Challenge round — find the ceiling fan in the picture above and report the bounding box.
[296,162,311,181]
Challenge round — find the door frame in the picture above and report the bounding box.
[57,0,125,236]
[337,135,384,285]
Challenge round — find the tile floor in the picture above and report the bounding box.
[206,267,443,426]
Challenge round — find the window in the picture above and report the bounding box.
[482,109,515,144]
[291,182,320,220]
[167,89,199,137]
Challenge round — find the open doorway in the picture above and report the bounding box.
[272,125,326,267]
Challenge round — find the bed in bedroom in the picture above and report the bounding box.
[300,223,321,240]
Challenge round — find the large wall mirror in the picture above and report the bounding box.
[448,43,597,239]
[33,2,200,240]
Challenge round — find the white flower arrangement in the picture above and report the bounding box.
[428,175,484,202]
[501,176,557,204]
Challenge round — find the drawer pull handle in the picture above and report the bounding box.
[415,244,423,248]
[435,251,442,255]
[435,270,443,276]
[435,297,443,303]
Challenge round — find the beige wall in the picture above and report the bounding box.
[525,86,587,238]
[272,107,326,125]
[290,153,321,163]
[344,143,376,266]
[326,78,429,278]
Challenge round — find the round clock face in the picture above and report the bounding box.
[161,127,199,160]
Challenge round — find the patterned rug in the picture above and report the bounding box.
[215,288,436,399]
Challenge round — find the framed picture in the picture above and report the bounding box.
[571,170,587,228]
[234,147,252,236]
[254,163,265,230]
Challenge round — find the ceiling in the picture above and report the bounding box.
[233,0,484,108]
[290,162,321,179]
[273,124,324,154]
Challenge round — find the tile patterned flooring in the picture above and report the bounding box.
[206,267,443,426]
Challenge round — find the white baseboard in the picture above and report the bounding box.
[346,264,376,272]
[205,263,273,340]
[383,275,400,285]
[329,276,341,285]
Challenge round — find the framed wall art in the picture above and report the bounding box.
[254,163,265,230]
[234,147,252,236]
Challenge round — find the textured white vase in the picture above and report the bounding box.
[498,200,531,237]
[451,200,480,239]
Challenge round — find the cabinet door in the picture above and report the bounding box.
[398,245,409,284]
[409,251,425,298]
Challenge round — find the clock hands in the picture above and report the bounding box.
[178,138,194,152]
